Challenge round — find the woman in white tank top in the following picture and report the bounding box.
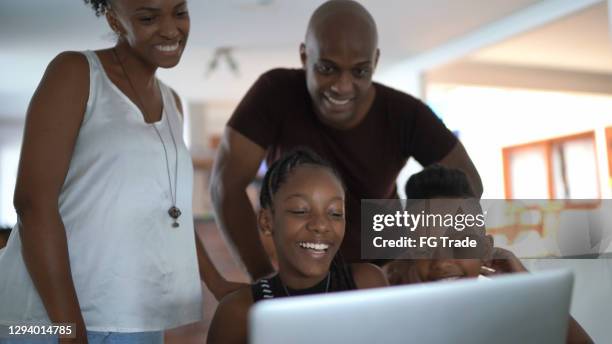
[0,1,202,343]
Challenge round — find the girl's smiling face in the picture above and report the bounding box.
[259,164,345,287]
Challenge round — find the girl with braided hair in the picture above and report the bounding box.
[206,148,388,344]
[0,1,201,343]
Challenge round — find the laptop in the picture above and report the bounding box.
[249,270,573,344]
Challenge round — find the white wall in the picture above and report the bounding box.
[187,101,236,157]
[427,85,612,199]
[0,120,24,227]
[187,101,238,218]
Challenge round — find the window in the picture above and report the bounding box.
[503,131,600,205]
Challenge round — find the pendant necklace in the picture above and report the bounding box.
[113,48,182,228]
[281,272,331,297]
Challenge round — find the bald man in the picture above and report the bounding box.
[209,0,482,280]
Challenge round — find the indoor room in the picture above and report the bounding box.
[1,0,611,343]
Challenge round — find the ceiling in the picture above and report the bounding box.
[426,2,612,94]
[1,0,610,120]
[468,2,612,74]
[0,0,545,118]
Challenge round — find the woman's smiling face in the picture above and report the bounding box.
[108,0,190,68]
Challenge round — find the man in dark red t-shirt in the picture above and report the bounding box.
[209,0,482,280]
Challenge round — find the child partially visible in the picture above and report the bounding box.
[386,164,495,284]
[384,164,593,344]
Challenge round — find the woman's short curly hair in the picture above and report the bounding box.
[83,0,110,17]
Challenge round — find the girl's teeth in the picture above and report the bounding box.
[299,242,329,251]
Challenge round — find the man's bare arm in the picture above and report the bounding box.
[438,141,483,197]
[209,127,274,281]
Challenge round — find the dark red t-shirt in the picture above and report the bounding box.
[228,68,457,261]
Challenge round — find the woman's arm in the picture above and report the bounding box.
[169,87,247,300]
[566,318,593,344]
[207,288,252,344]
[13,51,89,343]
[194,234,247,300]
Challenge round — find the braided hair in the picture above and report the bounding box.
[405,164,475,199]
[259,147,344,210]
[83,0,110,17]
[259,148,354,288]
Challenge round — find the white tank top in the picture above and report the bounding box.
[0,50,202,331]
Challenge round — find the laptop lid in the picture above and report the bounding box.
[249,270,573,344]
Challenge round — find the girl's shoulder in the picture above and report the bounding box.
[350,263,389,289]
[208,286,253,344]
